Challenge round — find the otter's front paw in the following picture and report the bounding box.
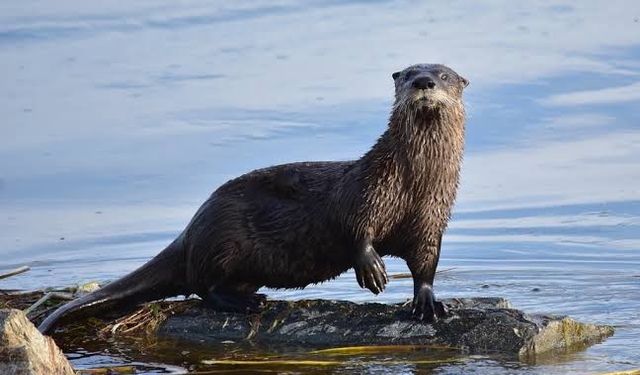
[412,284,447,322]
[354,245,388,294]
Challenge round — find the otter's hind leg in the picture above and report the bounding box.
[204,284,266,314]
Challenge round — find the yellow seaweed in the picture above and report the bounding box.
[309,344,457,355]
[201,357,460,366]
[597,369,640,375]
[202,359,342,366]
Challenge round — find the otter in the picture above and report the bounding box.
[39,63,469,334]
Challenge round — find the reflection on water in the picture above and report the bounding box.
[1,1,639,374]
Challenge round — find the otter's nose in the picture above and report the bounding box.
[413,76,436,90]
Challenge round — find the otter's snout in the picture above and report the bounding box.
[412,76,436,90]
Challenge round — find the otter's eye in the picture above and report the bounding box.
[440,73,449,81]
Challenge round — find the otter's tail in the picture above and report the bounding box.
[38,235,187,334]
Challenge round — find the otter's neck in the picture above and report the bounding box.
[344,104,465,241]
[362,106,465,185]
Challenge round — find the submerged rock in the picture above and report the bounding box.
[0,309,74,375]
[157,297,613,359]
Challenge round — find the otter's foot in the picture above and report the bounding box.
[354,244,388,294]
[205,292,266,314]
[412,284,447,322]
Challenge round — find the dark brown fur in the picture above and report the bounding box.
[39,63,468,333]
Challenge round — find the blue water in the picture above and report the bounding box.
[1,1,639,373]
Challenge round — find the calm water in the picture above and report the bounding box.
[1,1,639,373]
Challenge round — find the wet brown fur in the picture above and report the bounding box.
[39,63,468,333]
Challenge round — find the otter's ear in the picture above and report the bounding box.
[392,71,401,81]
[460,76,469,88]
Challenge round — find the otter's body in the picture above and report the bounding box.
[39,64,469,333]
[184,161,355,293]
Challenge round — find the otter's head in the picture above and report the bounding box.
[392,64,468,111]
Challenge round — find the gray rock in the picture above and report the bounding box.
[157,298,614,359]
[0,309,75,375]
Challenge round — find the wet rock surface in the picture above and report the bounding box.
[0,309,75,375]
[158,297,614,359]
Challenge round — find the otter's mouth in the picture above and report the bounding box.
[412,93,439,108]
[408,88,455,110]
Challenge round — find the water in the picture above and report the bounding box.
[1,1,639,373]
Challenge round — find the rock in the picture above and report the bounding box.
[0,309,74,375]
[75,281,101,295]
[157,298,613,359]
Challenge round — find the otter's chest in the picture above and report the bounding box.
[389,154,462,233]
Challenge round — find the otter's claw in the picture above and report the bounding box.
[412,284,447,322]
[354,245,388,294]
